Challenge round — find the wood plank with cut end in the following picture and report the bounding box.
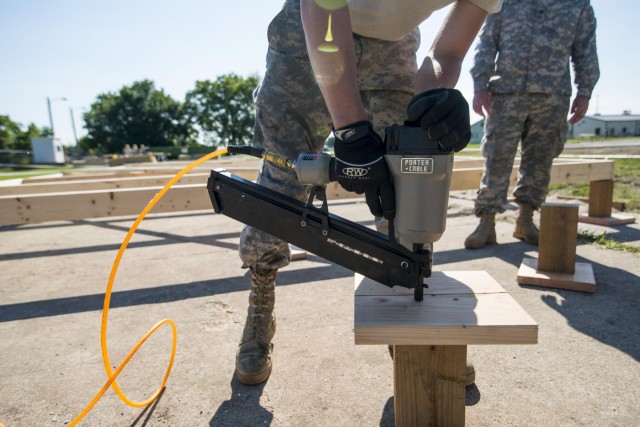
[517,257,596,293]
[354,272,538,345]
[578,213,636,226]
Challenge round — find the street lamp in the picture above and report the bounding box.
[46,96,67,138]
[69,107,79,145]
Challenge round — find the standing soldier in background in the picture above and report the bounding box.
[465,0,600,249]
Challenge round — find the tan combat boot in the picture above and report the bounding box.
[235,268,277,385]
[464,213,497,249]
[513,204,539,245]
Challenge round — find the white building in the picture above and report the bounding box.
[31,137,66,164]
[570,113,640,138]
[470,113,640,143]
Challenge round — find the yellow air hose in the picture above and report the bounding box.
[69,147,229,426]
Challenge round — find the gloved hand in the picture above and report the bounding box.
[405,88,471,152]
[333,120,395,219]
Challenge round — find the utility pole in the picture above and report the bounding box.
[47,97,55,137]
[46,96,67,138]
[69,107,79,145]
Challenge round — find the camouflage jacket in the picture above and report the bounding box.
[471,0,600,98]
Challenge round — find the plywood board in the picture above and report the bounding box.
[578,213,636,226]
[354,272,538,345]
[517,257,596,293]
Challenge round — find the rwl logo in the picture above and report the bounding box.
[342,167,368,177]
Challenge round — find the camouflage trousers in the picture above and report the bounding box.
[239,0,419,270]
[474,93,570,215]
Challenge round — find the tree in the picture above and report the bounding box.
[82,80,195,154]
[0,115,48,150]
[184,74,259,146]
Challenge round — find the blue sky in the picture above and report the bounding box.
[0,0,636,146]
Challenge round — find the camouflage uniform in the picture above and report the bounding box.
[471,0,600,215]
[239,0,418,270]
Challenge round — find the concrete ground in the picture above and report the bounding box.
[1,190,639,426]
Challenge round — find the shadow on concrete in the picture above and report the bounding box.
[0,227,240,262]
[130,387,166,427]
[435,233,640,362]
[0,263,351,323]
[378,385,481,426]
[530,258,640,362]
[445,235,640,363]
[379,397,394,426]
[434,240,535,269]
[0,210,218,232]
[0,215,375,262]
[209,376,272,427]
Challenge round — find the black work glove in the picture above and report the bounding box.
[405,88,471,152]
[333,121,395,220]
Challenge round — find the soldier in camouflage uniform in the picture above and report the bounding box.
[235,0,502,385]
[465,0,600,249]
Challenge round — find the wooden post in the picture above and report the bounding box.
[579,179,635,226]
[588,180,613,217]
[518,203,596,292]
[394,345,466,427]
[538,203,579,274]
[355,272,538,426]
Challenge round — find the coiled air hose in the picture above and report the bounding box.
[70,146,290,425]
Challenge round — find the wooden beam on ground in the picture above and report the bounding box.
[0,170,257,195]
[0,159,615,226]
[0,184,213,225]
[548,159,615,184]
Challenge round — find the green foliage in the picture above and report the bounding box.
[550,158,640,212]
[184,74,259,147]
[82,80,195,154]
[0,115,48,150]
[79,75,259,154]
[578,230,640,254]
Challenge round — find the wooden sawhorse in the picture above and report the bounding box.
[354,271,538,427]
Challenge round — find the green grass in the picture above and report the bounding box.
[0,167,73,181]
[578,230,640,254]
[549,158,640,213]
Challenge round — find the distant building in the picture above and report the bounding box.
[31,137,65,164]
[470,119,485,145]
[570,112,640,138]
[470,113,640,144]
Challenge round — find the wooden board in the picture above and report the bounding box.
[0,158,615,226]
[0,184,214,225]
[354,271,538,345]
[289,244,307,261]
[0,170,257,195]
[517,257,596,293]
[578,213,636,226]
